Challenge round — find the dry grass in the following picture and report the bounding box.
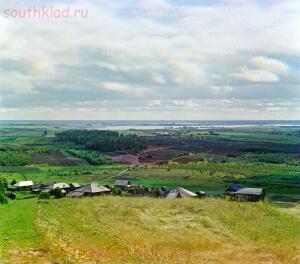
[2,197,300,263]
[14,197,298,264]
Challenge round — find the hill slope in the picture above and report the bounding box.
[1,197,300,263]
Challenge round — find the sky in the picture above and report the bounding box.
[0,0,299,120]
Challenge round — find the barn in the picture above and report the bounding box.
[233,188,265,202]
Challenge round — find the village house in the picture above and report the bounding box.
[12,181,34,191]
[233,187,265,202]
[68,183,111,197]
[166,187,197,199]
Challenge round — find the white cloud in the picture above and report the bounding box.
[233,66,279,82]
[101,82,131,92]
[251,56,289,75]
[0,0,299,119]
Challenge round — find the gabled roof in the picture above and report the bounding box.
[114,180,131,186]
[14,181,34,187]
[176,187,197,197]
[75,183,110,194]
[235,188,264,195]
[166,187,197,199]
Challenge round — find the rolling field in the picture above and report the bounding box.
[1,197,300,264]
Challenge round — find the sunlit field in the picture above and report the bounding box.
[1,197,300,264]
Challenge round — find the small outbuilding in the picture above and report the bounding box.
[196,191,206,199]
[114,180,132,190]
[166,187,197,199]
[233,188,265,202]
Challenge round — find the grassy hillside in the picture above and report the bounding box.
[1,197,300,264]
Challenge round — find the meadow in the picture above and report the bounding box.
[1,197,300,263]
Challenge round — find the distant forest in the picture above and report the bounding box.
[56,130,149,153]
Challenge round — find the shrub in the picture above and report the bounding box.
[10,179,17,185]
[0,193,8,204]
[39,192,51,200]
[112,188,122,196]
[127,189,136,195]
[50,188,64,199]
[6,192,16,200]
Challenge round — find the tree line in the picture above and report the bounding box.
[56,130,149,154]
[0,151,31,166]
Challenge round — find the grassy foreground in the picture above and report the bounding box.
[1,197,300,264]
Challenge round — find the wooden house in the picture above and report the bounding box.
[233,188,265,202]
[166,187,197,199]
[68,183,111,197]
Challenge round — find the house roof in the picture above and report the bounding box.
[47,183,70,189]
[14,181,34,187]
[235,188,264,195]
[75,183,110,194]
[114,180,131,186]
[225,185,241,192]
[166,187,197,199]
[176,187,197,197]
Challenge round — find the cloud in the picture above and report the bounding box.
[100,82,131,92]
[251,56,289,75]
[233,66,279,82]
[232,56,290,83]
[0,0,299,119]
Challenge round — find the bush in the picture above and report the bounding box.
[127,189,136,195]
[50,188,64,199]
[10,179,17,185]
[39,192,51,200]
[112,188,122,196]
[0,193,8,204]
[6,192,16,200]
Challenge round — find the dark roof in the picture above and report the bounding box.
[70,183,81,188]
[225,185,241,192]
[114,180,131,186]
[235,188,264,195]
